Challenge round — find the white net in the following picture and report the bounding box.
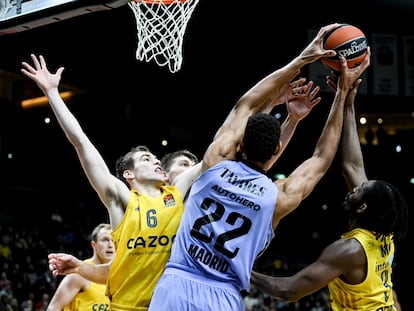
[0,0,13,20]
[128,0,200,73]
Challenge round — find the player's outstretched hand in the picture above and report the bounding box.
[287,79,321,121]
[48,253,82,276]
[21,54,64,94]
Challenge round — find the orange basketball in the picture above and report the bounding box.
[321,24,368,72]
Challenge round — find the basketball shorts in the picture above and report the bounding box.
[148,267,244,311]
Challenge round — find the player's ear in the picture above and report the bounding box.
[123,170,134,180]
[357,203,368,214]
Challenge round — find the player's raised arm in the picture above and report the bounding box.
[272,48,371,228]
[21,54,128,227]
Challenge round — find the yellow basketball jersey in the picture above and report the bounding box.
[63,258,110,311]
[108,186,184,311]
[328,228,396,310]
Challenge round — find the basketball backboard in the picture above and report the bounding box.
[0,0,130,35]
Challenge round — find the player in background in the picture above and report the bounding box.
[46,223,114,311]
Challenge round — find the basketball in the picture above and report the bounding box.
[321,24,368,72]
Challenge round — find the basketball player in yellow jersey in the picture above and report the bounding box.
[47,224,115,311]
[21,53,198,310]
[251,75,409,310]
[105,149,199,308]
[108,157,186,310]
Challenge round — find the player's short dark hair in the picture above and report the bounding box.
[90,223,111,242]
[243,113,281,163]
[115,145,151,187]
[161,149,199,172]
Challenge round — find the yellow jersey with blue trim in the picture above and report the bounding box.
[63,258,110,311]
[108,186,184,311]
[328,228,396,310]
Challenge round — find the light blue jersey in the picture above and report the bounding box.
[149,160,277,311]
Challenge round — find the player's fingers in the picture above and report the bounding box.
[30,54,41,69]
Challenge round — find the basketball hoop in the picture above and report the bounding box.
[128,0,200,73]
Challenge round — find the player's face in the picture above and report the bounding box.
[343,181,375,214]
[131,151,166,183]
[166,155,196,184]
[94,228,115,264]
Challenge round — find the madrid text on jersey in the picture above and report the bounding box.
[188,243,230,272]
